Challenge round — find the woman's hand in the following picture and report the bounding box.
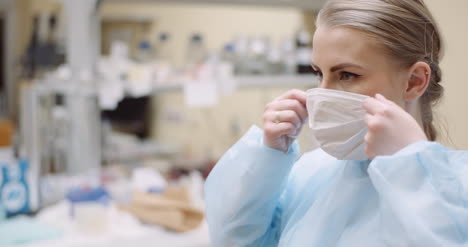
[362,93,428,159]
[263,89,308,152]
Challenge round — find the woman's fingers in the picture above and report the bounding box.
[274,89,307,106]
[263,89,307,152]
[265,110,302,128]
[264,122,298,137]
[375,93,395,106]
[265,99,308,124]
[364,113,385,132]
[362,97,386,115]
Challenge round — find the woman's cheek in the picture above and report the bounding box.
[344,81,376,96]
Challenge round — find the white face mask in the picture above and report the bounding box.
[306,88,370,161]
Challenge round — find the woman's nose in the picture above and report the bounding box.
[317,78,336,90]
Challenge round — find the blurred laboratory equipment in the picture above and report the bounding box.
[280,37,297,74]
[221,43,236,69]
[66,186,111,234]
[21,14,66,79]
[74,28,315,100]
[232,35,249,75]
[244,36,269,75]
[212,31,314,76]
[155,32,172,63]
[266,43,284,75]
[21,80,101,175]
[152,33,174,85]
[16,0,103,210]
[186,33,208,68]
[135,41,154,63]
[20,79,102,206]
[295,29,314,74]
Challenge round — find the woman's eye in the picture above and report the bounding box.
[340,72,360,81]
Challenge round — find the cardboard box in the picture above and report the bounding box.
[0,119,14,147]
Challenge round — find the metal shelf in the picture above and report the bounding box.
[106,0,326,10]
[153,74,318,93]
[236,74,318,88]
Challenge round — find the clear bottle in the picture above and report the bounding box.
[135,40,154,63]
[221,43,236,66]
[154,32,173,83]
[232,36,249,75]
[245,36,268,75]
[266,42,284,75]
[186,33,208,66]
[280,37,297,75]
[296,30,314,74]
[155,32,171,63]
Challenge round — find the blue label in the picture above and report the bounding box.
[0,159,31,217]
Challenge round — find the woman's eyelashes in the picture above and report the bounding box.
[311,65,361,83]
[311,69,360,82]
[339,71,361,81]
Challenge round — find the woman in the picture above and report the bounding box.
[205,0,468,246]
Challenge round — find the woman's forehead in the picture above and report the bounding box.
[312,26,387,69]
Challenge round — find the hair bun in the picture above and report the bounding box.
[430,62,442,84]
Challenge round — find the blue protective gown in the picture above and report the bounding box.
[205,126,468,247]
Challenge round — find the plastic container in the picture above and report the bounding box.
[66,187,110,234]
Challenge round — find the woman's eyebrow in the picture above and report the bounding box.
[311,62,364,72]
[331,63,364,72]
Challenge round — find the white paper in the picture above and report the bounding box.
[98,81,124,110]
[126,64,155,98]
[217,62,237,95]
[183,80,219,107]
[131,167,167,192]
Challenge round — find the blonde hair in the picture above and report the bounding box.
[317,0,444,141]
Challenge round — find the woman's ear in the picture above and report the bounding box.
[404,61,431,101]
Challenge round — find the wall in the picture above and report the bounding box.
[425,0,468,149]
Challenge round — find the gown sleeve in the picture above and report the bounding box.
[204,126,300,247]
[368,141,468,246]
